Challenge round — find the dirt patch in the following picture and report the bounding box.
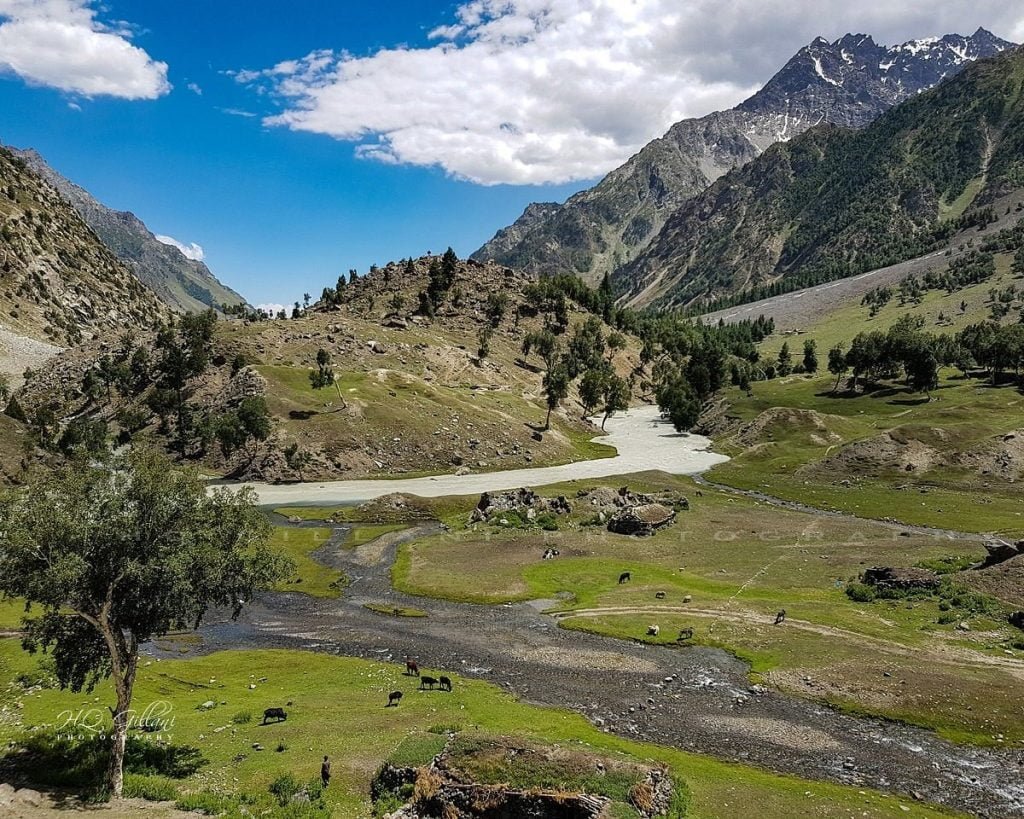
[507,644,659,674]
[801,430,940,478]
[957,428,1024,481]
[961,554,1024,607]
[699,715,844,753]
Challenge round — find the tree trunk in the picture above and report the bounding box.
[106,678,134,798]
[93,612,138,800]
[544,406,552,431]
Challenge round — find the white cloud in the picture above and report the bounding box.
[257,303,287,317]
[0,0,169,99]
[155,234,205,262]
[187,81,202,96]
[219,107,257,118]
[234,0,1023,185]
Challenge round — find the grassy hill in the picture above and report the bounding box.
[701,231,1024,542]
[13,255,638,482]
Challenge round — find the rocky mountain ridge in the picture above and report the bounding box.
[472,28,1014,287]
[13,147,246,314]
[0,146,168,376]
[613,45,1024,309]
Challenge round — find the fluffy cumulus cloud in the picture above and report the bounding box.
[234,0,1024,185]
[155,234,204,262]
[256,303,286,317]
[0,0,169,99]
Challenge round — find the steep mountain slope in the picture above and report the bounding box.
[473,29,1013,285]
[615,46,1024,310]
[15,256,640,482]
[14,148,246,314]
[0,146,167,374]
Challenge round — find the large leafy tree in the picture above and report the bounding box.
[0,449,291,797]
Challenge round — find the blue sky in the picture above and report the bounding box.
[0,1,587,308]
[0,1,1021,309]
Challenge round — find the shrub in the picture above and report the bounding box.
[915,555,976,575]
[123,774,178,802]
[535,512,559,531]
[175,791,235,814]
[269,773,301,806]
[845,583,877,602]
[231,711,252,724]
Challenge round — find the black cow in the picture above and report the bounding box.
[677,628,694,642]
[439,676,452,692]
[774,609,786,625]
[618,572,631,584]
[387,691,403,707]
[262,707,287,724]
[655,591,666,600]
[1009,611,1024,630]
[419,676,438,690]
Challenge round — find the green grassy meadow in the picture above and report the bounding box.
[0,641,965,818]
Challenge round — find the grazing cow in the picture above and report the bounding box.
[420,676,438,690]
[655,591,666,600]
[677,628,694,642]
[405,657,420,677]
[647,625,660,636]
[618,571,631,584]
[439,676,453,692]
[262,707,287,724]
[387,691,403,707]
[774,609,786,625]
[695,490,703,498]
[1009,611,1024,630]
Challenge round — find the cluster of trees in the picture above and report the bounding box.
[318,269,360,309]
[822,316,943,395]
[823,315,1024,397]
[415,248,459,318]
[519,314,630,429]
[862,250,1002,318]
[7,310,273,466]
[958,321,1024,383]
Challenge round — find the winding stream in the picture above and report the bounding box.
[188,410,1024,816]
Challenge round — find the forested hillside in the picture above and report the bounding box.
[616,46,1024,311]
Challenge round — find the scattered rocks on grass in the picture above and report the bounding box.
[469,487,572,524]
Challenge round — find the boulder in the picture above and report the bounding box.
[862,566,940,591]
[607,503,676,537]
[470,488,572,523]
[982,539,1023,566]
